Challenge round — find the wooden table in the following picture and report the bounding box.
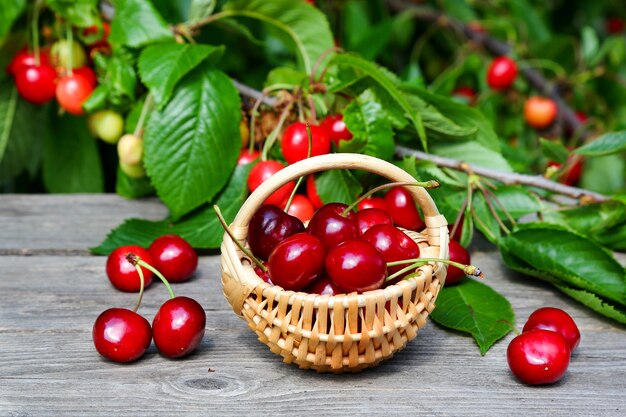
[1,195,625,416]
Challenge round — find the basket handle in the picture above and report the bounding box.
[231,153,441,229]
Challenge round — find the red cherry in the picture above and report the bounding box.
[72,66,98,88]
[325,240,387,293]
[106,245,155,292]
[7,48,51,75]
[306,175,324,208]
[547,156,584,186]
[606,17,625,34]
[362,224,420,281]
[267,233,325,291]
[281,122,331,164]
[254,263,272,284]
[357,196,386,211]
[304,275,343,295]
[148,234,198,283]
[14,65,57,105]
[247,160,295,206]
[237,149,260,165]
[452,86,476,104]
[248,204,305,261]
[307,203,359,250]
[152,296,206,358]
[56,72,95,115]
[321,114,353,145]
[487,56,518,90]
[286,194,315,223]
[507,329,571,385]
[524,97,557,129]
[83,22,111,48]
[93,308,152,363]
[523,307,580,352]
[446,240,470,285]
[384,186,424,231]
[355,208,393,235]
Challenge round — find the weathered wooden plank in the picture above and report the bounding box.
[1,254,625,416]
[0,195,168,253]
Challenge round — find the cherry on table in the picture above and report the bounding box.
[267,232,325,291]
[106,245,155,292]
[247,204,305,261]
[507,329,571,385]
[14,65,57,105]
[286,194,315,223]
[355,208,393,235]
[325,240,387,293]
[361,224,420,280]
[445,240,471,285]
[487,56,517,90]
[384,186,424,231]
[93,308,152,363]
[148,234,198,283]
[281,122,331,164]
[247,160,295,206]
[307,202,358,250]
[523,307,580,352]
[152,296,206,359]
[321,114,353,145]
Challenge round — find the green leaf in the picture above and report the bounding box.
[432,141,513,172]
[490,185,542,220]
[350,20,393,61]
[0,0,25,37]
[574,131,626,156]
[315,169,363,206]
[499,224,626,306]
[582,26,600,65]
[91,162,253,255]
[42,113,104,193]
[222,0,334,74]
[106,51,138,103]
[144,63,241,219]
[138,43,224,108]
[116,166,155,198]
[430,279,514,355]
[540,138,569,163]
[339,90,395,161]
[580,154,625,195]
[0,80,47,182]
[331,53,427,149]
[471,191,502,244]
[556,285,626,325]
[47,0,99,28]
[109,0,174,48]
[264,67,307,89]
[187,0,216,24]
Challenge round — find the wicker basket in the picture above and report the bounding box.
[220,153,449,373]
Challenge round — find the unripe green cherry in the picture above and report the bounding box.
[117,134,143,166]
[51,39,88,69]
[88,110,125,144]
[120,161,146,179]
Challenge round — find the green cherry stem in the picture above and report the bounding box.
[133,263,146,312]
[386,257,484,278]
[385,262,425,282]
[134,93,154,138]
[66,24,73,75]
[284,121,313,212]
[342,180,440,217]
[136,259,175,299]
[213,205,268,272]
[261,101,292,161]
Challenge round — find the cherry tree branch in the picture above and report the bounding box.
[386,0,586,139]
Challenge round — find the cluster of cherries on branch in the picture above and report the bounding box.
[93,235,206,364]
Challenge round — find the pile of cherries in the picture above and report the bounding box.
[6,23,110,114]
[507,307,580,385]
[243,185,473,295]
[93,234,206,363]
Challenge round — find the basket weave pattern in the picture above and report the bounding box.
[220,154,449,372]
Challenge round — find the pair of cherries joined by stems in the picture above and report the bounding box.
[93,235,205,363]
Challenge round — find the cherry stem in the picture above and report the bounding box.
[284,121,313,212]
[450,194,469,241]
[66,24,74,75]
[386,257,484,278]
[261,101,292,161]
[213,205,268,272]
[385,262,425,282]
[132,263,146,312]
[134,93,154,138]
[137,259,175,299]
[342,180,440,216]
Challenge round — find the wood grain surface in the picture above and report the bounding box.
[1,195,625,416]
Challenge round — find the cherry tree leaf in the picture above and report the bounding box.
[430,279,514,355]
[574,130,626,157]
[109,0,174,48]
